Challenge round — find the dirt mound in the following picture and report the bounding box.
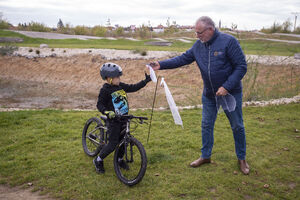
[0,55,202,110]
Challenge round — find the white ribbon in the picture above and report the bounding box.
[146,64,157,83]
[160,78,183,128]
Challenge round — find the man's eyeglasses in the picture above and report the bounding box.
[195,28,209,35]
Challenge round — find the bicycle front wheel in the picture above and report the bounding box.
[113,137,147,186]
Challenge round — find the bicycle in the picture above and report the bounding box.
[82,114,148,186]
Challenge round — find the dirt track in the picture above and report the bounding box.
[0,185,54,200]
[1,53,300,110]
[0,55,202,110]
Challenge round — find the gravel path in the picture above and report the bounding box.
[273,33,300,38]
[11,47,300,66]
[12,30,118,40]
[12,47,180,60]
[1,95,299,112]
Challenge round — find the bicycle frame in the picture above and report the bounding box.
[97,115,147,163]
[83,114,148,186]
[87,124,107,146]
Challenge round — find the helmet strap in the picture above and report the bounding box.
[108,78,113,85]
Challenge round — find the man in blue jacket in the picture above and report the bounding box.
[150,16,249,175]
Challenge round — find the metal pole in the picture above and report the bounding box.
[291,12,300,32]
[147,76,160,143]
[294,15,297,32]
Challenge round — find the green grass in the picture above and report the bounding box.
[1,29,299,56]
[240,39,300,56]
[0,104,299,199]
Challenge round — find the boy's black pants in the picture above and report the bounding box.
[99,120,126,160]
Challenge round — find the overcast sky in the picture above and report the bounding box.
[0,0,299,30]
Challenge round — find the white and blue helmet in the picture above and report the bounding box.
[100,62,123,80]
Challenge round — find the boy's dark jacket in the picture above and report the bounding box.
[97,80,147,115]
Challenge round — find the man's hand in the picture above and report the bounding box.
[104,111,115,119]
[216,87,228,96]
[149,61,160,71]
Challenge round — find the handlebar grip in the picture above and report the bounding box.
[115,114,148,121]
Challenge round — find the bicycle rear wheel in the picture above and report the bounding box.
[82,117,105,157]
[113,137,147,186]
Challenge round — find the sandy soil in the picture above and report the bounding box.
[1,53,300,111]
[0,184,54,200]
[0,55,203,110]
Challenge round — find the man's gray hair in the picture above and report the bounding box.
[196,16,215,28]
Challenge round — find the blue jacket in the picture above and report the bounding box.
[159,29,247,98]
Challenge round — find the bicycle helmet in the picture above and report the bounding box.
[100,62,123,80]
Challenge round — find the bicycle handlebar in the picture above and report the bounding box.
[117,114,148,121]
[100,114,148,123]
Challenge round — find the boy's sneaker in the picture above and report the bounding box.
[118,159,130,170]
[93,158,105,174]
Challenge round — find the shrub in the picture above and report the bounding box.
[140,50,147,56]
[58,23,75,34]
[260,19,292,33]
[164,26,179,35]
[0,20,10,29]
[35,49,40,55]
[132,48,147,56]
[27,21,51,32]
[137,24,149,39]
[92,26,107,37]
[294,26,300,34]
[74,25,90,35]
[0,44,18,55]
[29,49,33,52]
[282,19,292,33]
[114,27,124,36]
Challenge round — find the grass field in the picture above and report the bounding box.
[0,104,299,199]
[1,29,300,56]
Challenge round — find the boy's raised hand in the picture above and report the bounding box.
[144,72,151,83]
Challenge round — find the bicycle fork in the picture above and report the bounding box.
[124,121,134,163]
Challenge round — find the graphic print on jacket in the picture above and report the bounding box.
[111,89,128,115]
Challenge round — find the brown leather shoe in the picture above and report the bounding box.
[190,157,211,168]
[238,160,250,175]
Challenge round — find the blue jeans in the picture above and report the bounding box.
[201,92,246,160]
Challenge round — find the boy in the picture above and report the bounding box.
[94,62,151,173]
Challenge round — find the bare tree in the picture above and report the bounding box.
[57,18,64,29]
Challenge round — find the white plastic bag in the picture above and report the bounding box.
[146,64,157,83]
[160,78,183,127]
[215,93,236,112]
